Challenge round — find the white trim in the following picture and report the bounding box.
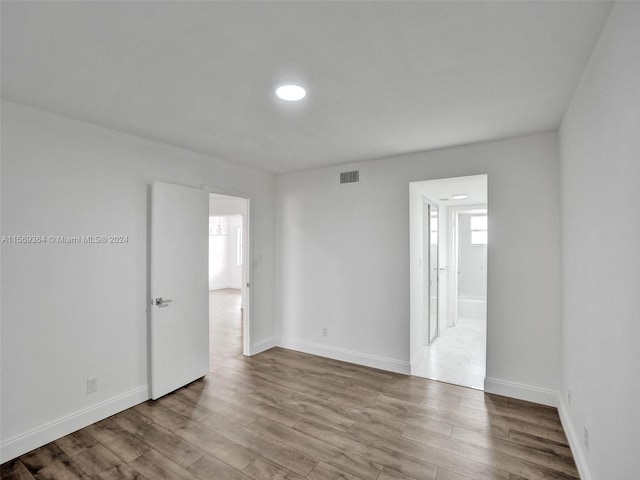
[558,397,592,480]
[250,336,276,355]
[209,284,242,291]
[277,338,410,375]
[0,385,149,463]
[484,377,559,407]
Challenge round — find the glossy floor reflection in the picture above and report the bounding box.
[414,315,486,389]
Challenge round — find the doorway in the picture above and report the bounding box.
[409,175,488,390]
[208,193,250,367]
[423,198,440,346]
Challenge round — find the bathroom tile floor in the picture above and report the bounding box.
[414,316,486,389]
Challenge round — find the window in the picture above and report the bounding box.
[470,215,488,245]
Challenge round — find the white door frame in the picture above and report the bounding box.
[423,197,439,346]
[203,185,253,357]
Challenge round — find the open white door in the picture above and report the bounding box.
[151,181,209,400]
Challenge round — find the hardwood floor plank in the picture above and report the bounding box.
[434,469,471,480]
[54,430,99,458]
[71,444,142,479]
[93,465,145,480]
[256,383,377,428]
[187,454,251,480]
[129,449,199,480]
[508,397,560,417]
[377,467,420,480]
[195,410,318,476]
[306,461,364,480]
[364,396,510,439]
[18,445,90,480]
[111,408,205,468]
[354,411,452,438]
[85,419,151,463]
[18,444,66,472]
[452,396,564,432]
[1,290,580,480]
[29,458,91,480]
[249,417,383,480]
[133,401,258,471]
[249,388,356,430]
[385,387,463,407]
[507,430,573,458]
[155,391,211,422]
[189,385,303,428]
[242,457,306,480]
[223,362,335,400]
[294,417,486,480]
[450,426,578,477]
[456,393,509,410]
[209,366,303,399]
[296,372,381,401]
[0,460,36,480]
[403,424,578,479]
[326,392,378,410]
[175,387,259,426]
[370,393,568,446]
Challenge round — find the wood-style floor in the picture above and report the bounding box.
[1,289,579,480]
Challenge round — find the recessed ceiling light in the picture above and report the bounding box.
[276,84,306,101]
[451,194,468,200]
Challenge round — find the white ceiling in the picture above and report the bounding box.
[1,1,613,174]
[413,174,487,207]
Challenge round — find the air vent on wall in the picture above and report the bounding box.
[340,170,360,185]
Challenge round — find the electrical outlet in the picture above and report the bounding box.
[322,327,328,337]
[87,376,98,393]
[584,425,589,450]
[567,389,572,406]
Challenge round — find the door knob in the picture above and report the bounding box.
[153,297,172,307]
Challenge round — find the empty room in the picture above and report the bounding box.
[1,1,638,479]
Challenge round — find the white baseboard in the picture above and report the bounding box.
[209,284,242,291]
[410,350,424,375]
[277,338,410,375]
[484,377,559,407]
[250,336,276,355]
[558,397,592,480]
[0,385,149,463]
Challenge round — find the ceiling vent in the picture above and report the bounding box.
[340,170,360,185]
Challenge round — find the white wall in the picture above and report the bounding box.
[0,101,276,461]
[208,215,243,290]
[209,195,247,216]
[276,131,561,405]
[558,3,640,479]
[209,216,230,289]
[457,213,487,300]
[227,215,243,288]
